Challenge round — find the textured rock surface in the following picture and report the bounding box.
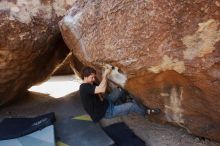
[59,0,220,141]
[0,0,76,105]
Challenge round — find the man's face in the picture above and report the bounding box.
[84,73,96,84]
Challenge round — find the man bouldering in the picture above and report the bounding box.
[79,66,160,122]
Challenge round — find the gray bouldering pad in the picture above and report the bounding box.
[0,125,55,146]
[55,115,114,146]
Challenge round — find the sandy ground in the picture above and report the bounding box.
[0,76,219,146]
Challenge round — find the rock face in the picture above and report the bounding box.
[59,0,220,141]
[0,0,76,106]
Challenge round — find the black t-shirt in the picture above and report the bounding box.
[80,83,109,122]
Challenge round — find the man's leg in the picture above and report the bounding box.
[106,87,126,103]
[104,100,146,119]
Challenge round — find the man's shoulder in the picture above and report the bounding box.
[80,83,90,88]
[80,83,95,90]
[80,83,87,90]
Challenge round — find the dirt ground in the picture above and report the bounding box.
[0,90,219,146]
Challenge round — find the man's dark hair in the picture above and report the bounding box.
[81,66,96,78]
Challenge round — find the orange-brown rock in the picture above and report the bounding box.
[59,0,220,141]
[0,0,76,106]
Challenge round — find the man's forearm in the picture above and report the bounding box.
[99,76,107,92]
[95,75,108,93]
[95,66,111,94]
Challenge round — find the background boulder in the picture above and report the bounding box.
[0,0,76,105]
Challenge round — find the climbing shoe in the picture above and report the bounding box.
[146,108,161,115]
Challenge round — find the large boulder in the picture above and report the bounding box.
[59,0,220,141]
[0,0,76,106]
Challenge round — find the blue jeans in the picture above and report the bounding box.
[104,88,146,119]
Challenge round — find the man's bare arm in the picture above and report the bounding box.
[95,75,107,94]
[95,67,112,94]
